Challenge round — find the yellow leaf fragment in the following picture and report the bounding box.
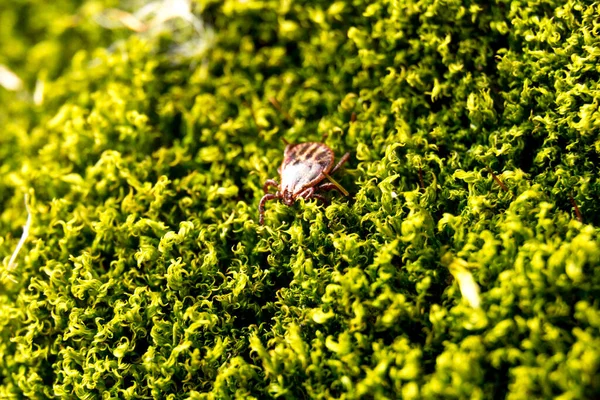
[448,258,481,309]
[312,308,335,324]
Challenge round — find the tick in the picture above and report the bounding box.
[259,142,350,225]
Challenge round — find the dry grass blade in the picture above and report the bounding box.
[2,194,32,284]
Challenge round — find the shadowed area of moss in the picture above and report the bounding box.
[1,0,599,398]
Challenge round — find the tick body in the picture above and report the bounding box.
[259,142,350,225]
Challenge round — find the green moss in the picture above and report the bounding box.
[1,0,599,398]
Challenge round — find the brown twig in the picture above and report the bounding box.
[569,195,583,223]
[350,112,356,123]
[268,97,294,123]
[486,166,509,192]
[418,167,425,190]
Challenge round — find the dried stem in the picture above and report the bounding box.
[569,195,583,223]
[486,166,509,192]
[3,194,32,283]
[418,167,425,190]
[323,172,349,196]
[268,97,294,123]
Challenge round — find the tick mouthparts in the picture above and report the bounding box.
[283,193,294,206]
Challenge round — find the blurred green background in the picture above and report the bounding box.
[1,0,599,398]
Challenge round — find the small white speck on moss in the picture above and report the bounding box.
[0,64,23,91]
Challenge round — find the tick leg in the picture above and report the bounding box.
[312,194,329,206]
[330,152,350,175]
[315,182,349,196]
[298,187,315,199]
[298,187,329,206]
[263,179,279,193]
[259,194,278,225]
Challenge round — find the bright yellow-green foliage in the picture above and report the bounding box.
[1,0,600,398]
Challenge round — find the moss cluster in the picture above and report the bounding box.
[1,0,599,398]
